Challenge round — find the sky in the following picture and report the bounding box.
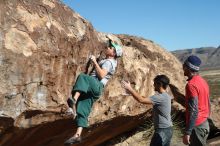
[62,0,220,51]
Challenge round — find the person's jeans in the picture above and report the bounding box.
[150,127,173,146]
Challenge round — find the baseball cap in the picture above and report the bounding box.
[110,42,123,57]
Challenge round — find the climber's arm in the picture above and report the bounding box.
[90,56,108,79]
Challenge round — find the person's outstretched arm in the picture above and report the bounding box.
[121,81,152,104]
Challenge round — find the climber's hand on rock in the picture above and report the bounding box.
[90,55,97,64]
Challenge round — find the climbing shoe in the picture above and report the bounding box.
[67,97,75,108]
[66,97,77,119]
[64,135,82,145]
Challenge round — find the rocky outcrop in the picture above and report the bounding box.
[1,0,218,146]
[0,0,109,123]
[0,0,106,145]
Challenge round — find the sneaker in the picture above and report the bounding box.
[66,97,77,119]
[67,97,75,108]
[65,108,74,116]
[64,135,82,145]
[65,108,77,119]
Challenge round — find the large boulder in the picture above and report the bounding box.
[0,0,105,126]
[1,0,213,146]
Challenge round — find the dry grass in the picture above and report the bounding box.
[200,69,220,99]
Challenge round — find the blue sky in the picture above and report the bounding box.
[62,0,220,51]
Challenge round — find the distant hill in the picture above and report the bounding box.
[172,46,220,70]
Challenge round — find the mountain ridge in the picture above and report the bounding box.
[172,46,220,70]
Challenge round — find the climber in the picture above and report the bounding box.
[121,75,173,146]
[64,39,123,145]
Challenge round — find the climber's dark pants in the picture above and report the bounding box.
[72,73,103,128]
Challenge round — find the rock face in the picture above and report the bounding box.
[0,0,105,125]
[0,0,207,146]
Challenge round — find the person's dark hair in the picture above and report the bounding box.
[154,75,170,89]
